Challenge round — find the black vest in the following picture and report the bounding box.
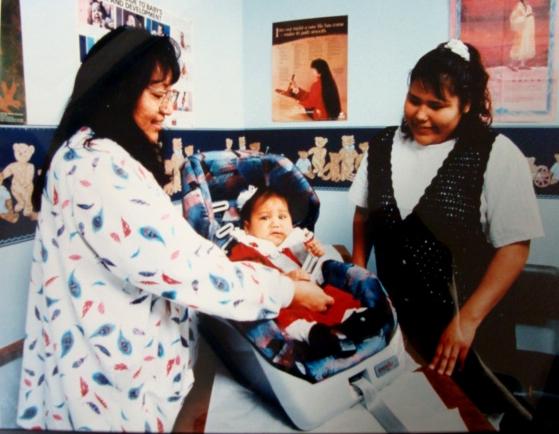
[367,126,496,357]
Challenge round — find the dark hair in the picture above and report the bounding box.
[239,187,293,225]
[33,26,180,210]
[401,41,492,139]
[311,58,341,120]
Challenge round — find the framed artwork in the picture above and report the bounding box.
[0,0,26,124]
[450,0,558,122]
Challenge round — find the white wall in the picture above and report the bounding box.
[243,0,450,129]
[188,0,245,128]
[0,241,33,348]
[529,198,559,265]
[21,0,79,125]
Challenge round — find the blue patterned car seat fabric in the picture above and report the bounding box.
[181,150,319,250]
[181,150,397,382]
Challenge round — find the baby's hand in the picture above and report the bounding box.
[286,269,311,281]
[304,238,325,257]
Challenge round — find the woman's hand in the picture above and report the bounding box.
[304,238,325,257]
[285,269,311,281]
[429,313,479,376]
[291,280,334,312]
[429,242,530,376]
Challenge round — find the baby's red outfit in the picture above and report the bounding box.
[228,241,361,330]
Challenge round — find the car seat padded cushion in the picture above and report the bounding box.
[182,151,320,249]
[233,260,397,383]
[181,151,397,382]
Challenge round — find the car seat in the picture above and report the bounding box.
[181,149,409,430]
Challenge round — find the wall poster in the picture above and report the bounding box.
[272,15,348,122]
[0,0,27,124]
[450,0,558,122]
[77,0,194,127]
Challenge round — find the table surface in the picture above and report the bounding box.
[173,333,495,433]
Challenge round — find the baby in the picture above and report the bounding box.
[228,186,390,359]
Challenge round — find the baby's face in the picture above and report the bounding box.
[245,195,293,246]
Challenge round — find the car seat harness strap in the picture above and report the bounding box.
[352,376,408,432]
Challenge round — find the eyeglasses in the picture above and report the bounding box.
[151,88,178,109]
[161,89,178,108]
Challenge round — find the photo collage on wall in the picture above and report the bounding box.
[272,15,348,123]
[0,0,26,125]
[450,0,558,123]
[77,0,194,127]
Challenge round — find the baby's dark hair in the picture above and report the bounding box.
[239,186,293,224]
[402,40,492,138]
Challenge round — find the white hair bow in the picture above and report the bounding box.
[444,39,470,62]
[237,185,258,210]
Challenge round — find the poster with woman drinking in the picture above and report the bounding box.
[450,0,558,122]
[272,16,348,122]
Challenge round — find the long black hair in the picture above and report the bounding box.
[401,41,492,139]
[311,58,341,120]
[32,26,180,210]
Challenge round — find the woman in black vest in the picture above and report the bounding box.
[349,40,543,427]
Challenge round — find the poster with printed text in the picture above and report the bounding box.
[450,0,558,122]
[0,0,27,124]
[272,16,348,123]
[77,0,194,127]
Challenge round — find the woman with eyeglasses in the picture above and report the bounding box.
[17,26,330,432]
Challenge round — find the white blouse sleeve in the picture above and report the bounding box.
[483,134,544,247]
[69,143,294,321]
[348,150,369,208]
